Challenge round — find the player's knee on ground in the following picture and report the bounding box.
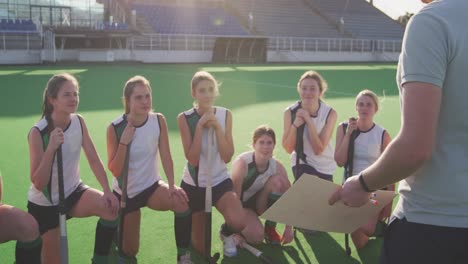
[123,243,139,257]
[119,254,138,264]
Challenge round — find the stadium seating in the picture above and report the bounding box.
[132,4,248,35]
[0,32,42,49]
[309,0,404,39]
[227,0,342,38]
[131,0,402,40]
[0,19,37,32]
[0,19,41,50]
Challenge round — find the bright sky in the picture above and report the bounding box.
[370,0,426,19]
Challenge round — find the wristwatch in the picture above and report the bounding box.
[358,172,375,193]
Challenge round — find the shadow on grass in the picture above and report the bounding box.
[283,245,306,264]
[301,231,361,264]
[293,230,313,264]
[218,243,290,264]
[357,237,384,264]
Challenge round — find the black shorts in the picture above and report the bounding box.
[181,178,233,212]
[113,181,160,214]
[242,192,260,213]
[28,182,89,235]
[292,164,333,182]
[380,217,468,264]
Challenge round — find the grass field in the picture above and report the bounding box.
[0,63,401,263]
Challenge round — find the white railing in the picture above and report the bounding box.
[42,30,56,63]
[0,31,401,53]
[0,31,42,51]
[129,34,402,53]
[269,36,402,53]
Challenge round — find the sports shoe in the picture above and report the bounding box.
[177,252,193,264]
[219,232,238,257]
[264,226,282,245]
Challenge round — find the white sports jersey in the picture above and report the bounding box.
[352,123,386,175]
[239,151,278,202]
[28,114,83,206]
[182,107,230,187]
[112,113,161,199]
[290,101,337,175]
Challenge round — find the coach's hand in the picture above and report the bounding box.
[329,175,370,207]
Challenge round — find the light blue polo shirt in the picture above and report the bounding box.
[394,0,468,228]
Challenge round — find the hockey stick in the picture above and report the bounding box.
[204,128,220,263]
[118,142,131,263]
[242,242,275,264]
[344,120,358,256]
[57,145,69,264]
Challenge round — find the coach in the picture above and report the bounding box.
[329,0,468,263]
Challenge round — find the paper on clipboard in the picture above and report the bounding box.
[261,174,396,233]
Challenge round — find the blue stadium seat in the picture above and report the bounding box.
[310,0,404,39]
[0,18,38,32]
[228,0,341,38]
[133,4,248,35]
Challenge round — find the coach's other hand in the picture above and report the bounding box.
[328,175,370,207]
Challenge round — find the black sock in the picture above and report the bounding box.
[175,209,192,257]
[15,236,42,264]
[220,223,236,237]
[92,218,119,263]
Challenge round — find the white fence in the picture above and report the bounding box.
[128,34,402,53]
[0,32,402,64]
[41,30,56,63]
[0,31,42,51]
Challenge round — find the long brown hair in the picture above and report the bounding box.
[42,73,79,132]
[252,125,276,145]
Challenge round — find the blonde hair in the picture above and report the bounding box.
[42,73,79,133]
[191,71,220,106]
[297,71,328,98]
[356,89,379,111]
[123,75,152,114]
[252,125,276,145]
